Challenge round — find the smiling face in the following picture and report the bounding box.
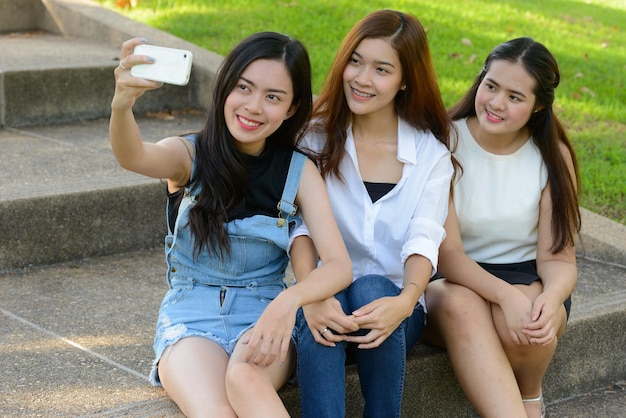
[224,59,294,155]
[474,59,537,137]
[342,37,404,118]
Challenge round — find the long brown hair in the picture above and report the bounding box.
[449,37,581,253]
[310,10,454,181]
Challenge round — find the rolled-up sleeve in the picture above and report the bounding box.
[288,221,311,254]
[400,152,453,274]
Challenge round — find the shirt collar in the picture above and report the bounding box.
[345,117,419,166]
[397,118,418,165]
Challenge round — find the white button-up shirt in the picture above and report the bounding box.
[293,118,453,307]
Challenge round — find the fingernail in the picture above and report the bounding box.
[140,38,147,42]
[147,56,155,62]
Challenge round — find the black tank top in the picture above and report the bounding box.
[364,181,395,203]
[167,142,300,231]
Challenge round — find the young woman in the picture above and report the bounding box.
[109,32,352,418]
[290,10,455,418]
[423,37,580,418]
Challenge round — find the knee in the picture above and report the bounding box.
[427,282,488,326]
[349,274,396,306]
[225,361,259,395]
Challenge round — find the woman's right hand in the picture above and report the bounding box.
[111,38,163,111]
[302,297,358,347]
[499,287,534,345]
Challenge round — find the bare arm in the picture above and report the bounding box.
[534,185,577,307]
[109,38,191,186]
[285,159,353,304]
[399,254,431,310]
[535,143,578,304]
[289,235,319,286]
[525,143,578,344]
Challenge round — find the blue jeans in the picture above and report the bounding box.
[295,274,425,418]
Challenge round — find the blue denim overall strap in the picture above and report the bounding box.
[277,151,305,224]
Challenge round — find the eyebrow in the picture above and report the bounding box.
[239,76,289,95]
[485,77,528,98]
[352,50,397,68]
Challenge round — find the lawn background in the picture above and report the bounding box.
[97,0,625,225]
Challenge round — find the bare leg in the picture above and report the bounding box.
[226,329,295,418]
[158,337,236,418]
[423,280,527,418]
[492,282,567,418]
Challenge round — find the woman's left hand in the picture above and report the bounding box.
[346,295,411,349]
[241,292,298,367]
[522,292,561,345]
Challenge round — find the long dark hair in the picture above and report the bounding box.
[189,32,312,257]
[449,37,581,253]
[311,9,454,181]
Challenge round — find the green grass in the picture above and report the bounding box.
[97,0,626,225]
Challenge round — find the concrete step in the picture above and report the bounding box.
[0,249,624,417]
[0,32,197,127]
[0,0,223,128]
[0,113,204,270]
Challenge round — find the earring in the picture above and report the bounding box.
[401,84,407,90]
[534,108,539,113]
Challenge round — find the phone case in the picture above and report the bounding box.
[131,44,193,86]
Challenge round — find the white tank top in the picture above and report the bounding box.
[453,118,548,263]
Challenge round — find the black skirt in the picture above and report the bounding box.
[432,260,572,319]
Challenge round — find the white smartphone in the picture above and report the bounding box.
[131,44,193,86]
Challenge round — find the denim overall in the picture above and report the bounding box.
[149,148,306,386]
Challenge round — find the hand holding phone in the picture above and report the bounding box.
[131,44,193,86]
